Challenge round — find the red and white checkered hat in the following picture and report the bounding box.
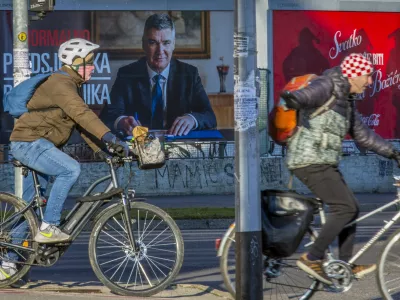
[340,53,373,78]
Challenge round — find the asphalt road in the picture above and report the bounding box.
[1,213,400,300]
[64,192,400,212]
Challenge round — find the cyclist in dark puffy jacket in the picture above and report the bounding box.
[282,53,400,285]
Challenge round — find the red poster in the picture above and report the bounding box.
[273,10,400,138]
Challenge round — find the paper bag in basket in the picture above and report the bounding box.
[131,126,165,170]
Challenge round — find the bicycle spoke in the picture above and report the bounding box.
[126,258,139,289]
[147,242,177,248]
[146,247,176,254]
[104,258,126,274]
[97,245,123,249]
[137,209,140,242]
[143,255,162,283]
[146,255,175,263]
[388,285,400,293]
[2,203,8,224]
[110,257,129,280]
[386,260,400,269]
[388,252,400,261]
[99,238,123,248]
[112,216,128,235]
[92,203,183,296]
[146,230,171,248]
[13,249,27,261]
[98,249,124,258]
[141,219,163,242]
[99,255,126,266]
[100,230,127,247]
[140,211,150,241]
[118,256,130,283]
[108,219,127,239]
[138,260,153,287]
[144,255,171,273]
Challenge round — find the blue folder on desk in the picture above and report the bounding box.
[124,130,224,142]
[166,130,224,141]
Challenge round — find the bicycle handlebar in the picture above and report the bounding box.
[106,156,135,165]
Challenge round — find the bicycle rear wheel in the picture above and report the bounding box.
[89,201,184,297]
[220,226,320,300]
[0,192,38,287]
[377,228,400,299]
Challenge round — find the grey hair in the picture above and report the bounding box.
[143,13,175,37]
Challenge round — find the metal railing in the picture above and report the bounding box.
[0,141,236,163]
[2,139,400,163]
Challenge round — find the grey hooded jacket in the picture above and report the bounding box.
[285,66,394,170]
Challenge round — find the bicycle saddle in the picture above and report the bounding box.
[12,159,34,170]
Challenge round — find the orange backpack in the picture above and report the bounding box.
[268,74,318,146]
[269,74,336,146]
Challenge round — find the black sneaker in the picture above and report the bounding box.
[296,253,332,285]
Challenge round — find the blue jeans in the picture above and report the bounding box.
[6,139,80,262]
[10,138,81,225]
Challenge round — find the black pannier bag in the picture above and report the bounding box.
[261,189,316,258]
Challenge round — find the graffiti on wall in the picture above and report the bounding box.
[152,158,284,190]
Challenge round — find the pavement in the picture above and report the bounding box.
[0,282,232,300]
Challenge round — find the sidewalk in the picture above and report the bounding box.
[0,282,232,300]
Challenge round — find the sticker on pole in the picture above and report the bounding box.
[234,33,249,58]
[235,71,258,131]
[18,32,27,42]
[13,49,31,86]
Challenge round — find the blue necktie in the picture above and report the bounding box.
[151,74,164,129]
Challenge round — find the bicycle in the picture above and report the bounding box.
[0,155,184,297]
[216,175,400,300]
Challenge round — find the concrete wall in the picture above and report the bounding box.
[0,155,397,197]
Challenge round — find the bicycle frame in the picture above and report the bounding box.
[0,156,139,259]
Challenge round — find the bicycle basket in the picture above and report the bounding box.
[131,132,166,170]
[261,189,316,258]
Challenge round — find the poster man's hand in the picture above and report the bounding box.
[118,116,141,136]
[168,116,195,136]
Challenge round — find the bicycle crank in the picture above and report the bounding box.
[323,260,353,293]
[35,244,60,266]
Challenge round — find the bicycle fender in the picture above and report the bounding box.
[217,222,236,257]
[0,191,25,202]
[90,198,147,229]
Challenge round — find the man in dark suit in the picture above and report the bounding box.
[100,13,217,136]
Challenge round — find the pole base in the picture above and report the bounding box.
[235,230,263,300]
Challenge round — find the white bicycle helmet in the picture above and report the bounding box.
[58,38,99,65]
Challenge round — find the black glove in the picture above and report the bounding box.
[94,150,109,161]
[101,132,130,158]
[280,91,300,110]
[391,150,400,168]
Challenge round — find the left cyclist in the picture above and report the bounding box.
[1,38,129,280]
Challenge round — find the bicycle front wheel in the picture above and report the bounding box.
[220,226,320,300]
[377,228,400,299]
[88,201,184,297]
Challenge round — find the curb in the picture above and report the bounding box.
[176,284,232,299]
[2,281,232,299]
